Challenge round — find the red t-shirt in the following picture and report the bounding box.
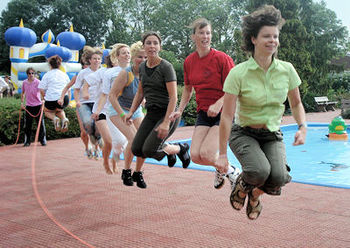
[184,48,234,112]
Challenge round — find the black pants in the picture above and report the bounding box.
[132,108,180,161]
[24,105,46,144]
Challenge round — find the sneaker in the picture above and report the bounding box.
[86,144,93,159]
[214,169,225,189]
[40,137,47,146]
[53,117,61,131]
[226,165,241,190]
[167,154,176,167]
[23,142,31,147]
[93,147,100,160]
[61,118,69,132]
[121,169,133,186]
[176,143,191,169]
[132,171,147,189]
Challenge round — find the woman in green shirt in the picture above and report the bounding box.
[217,5,307,220]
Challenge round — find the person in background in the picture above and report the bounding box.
[217,5,307,220]
[125,31,191,188]
[39,55,70,132]
[73,46,103,159]
[21,67,46,146]
[60,57,90,158]
[170,18,240,190]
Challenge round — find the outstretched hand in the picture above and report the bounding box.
[293,129,306,146]
[169,111,181,122]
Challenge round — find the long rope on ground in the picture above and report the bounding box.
[28,104,95,248]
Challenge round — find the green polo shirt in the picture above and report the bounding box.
[223,57,301,131]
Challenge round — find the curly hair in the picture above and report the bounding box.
[241,5,285,54]
[109,43,129,66]
[130,41,143,58]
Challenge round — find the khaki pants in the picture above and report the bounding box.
[229,125,291,195]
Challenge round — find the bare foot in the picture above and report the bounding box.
[103,163,113,175]
[111,158,119,174]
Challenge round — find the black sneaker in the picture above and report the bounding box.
[176,143,191,169]
[132,171,147,189]
[40,137,47,146]
[23,142,30,147]
[167,154,176,167]
[121,169,133,186]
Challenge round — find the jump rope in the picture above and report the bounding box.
[13,104,95,247]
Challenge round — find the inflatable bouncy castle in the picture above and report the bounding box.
[4,19,86,92]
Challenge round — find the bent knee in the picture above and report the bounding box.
[243,168,270,186]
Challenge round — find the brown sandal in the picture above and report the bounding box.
[229,175,246,210]
[246,192,262,220]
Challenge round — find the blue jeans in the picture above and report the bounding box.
[78,103,99,138]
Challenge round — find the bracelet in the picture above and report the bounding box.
[298,123,307,130]
[120,112,125,118]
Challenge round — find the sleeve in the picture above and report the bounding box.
[101,72,110,95]
[288,63,302,91]
[163,61,177,83]
[220,54,235,86]
[74,70,85,89]
[38,74,48,90]
[223,67,240,96]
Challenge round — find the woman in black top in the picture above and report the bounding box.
[125,31,190,188]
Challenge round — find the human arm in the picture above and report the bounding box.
[73,88,81,108]
[20,86,25,109]
[91,93,107,121]
[109,70,128,121]
[81,80,90,100]
[216,93,237,173]
[169,84,193,121]
[58,75,76,105]
[155,81,178,139]
[288,87,306,146]
[207,95,224,117]
[124,81,144,125]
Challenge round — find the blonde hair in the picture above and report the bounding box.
[81,46,103,65]
[109,43,129,65]
[130,41,143,58]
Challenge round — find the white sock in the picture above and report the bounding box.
[226,164,235,175]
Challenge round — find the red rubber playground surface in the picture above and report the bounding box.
[1,110,350,247]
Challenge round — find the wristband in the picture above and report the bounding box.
[120,112,125,118]
[298,123,307,130]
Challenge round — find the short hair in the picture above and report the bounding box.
[26,67,35,74]
[81,46,103,65]
[130,41,144,58]
[141,31,162,45]
[241,5,285,54]
[188,18,211,34]
[109,43,129,66]
[48,55,62,69]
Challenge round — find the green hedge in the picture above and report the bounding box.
[0,86,198,146]
[176,85,197,126]
[0,98,80,146]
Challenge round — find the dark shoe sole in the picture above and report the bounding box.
[177,143,190,169]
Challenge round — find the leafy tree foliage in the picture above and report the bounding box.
[1,0,349,112]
